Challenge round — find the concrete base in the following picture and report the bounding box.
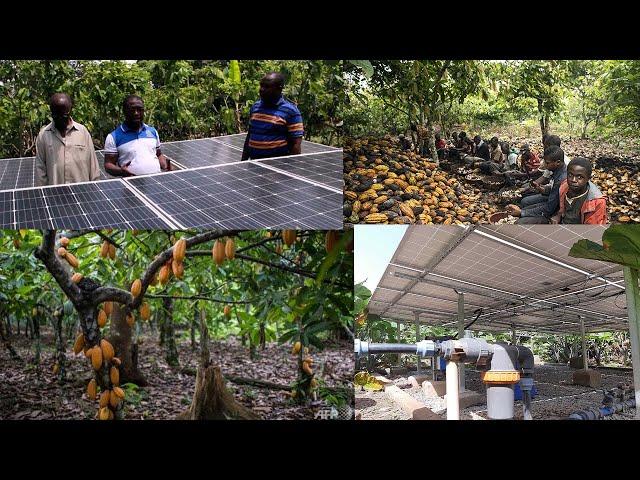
[422,380,447,398]
[385,366,408,376]
[385,385,442,420]
[572,369,602,387]
[408,374,434,388]
[444,390,485,409]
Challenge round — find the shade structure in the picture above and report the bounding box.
[367,225,628,334]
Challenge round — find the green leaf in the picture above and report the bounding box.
[348,60,374,79]
[229,60,241,84]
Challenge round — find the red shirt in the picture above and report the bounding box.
[436,139,446,149]
[523,151,540,173]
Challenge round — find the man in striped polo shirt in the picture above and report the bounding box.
[241,72,304,160]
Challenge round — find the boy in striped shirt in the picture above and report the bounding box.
[241,72,304,160]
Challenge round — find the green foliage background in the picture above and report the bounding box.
[0,60,346,158]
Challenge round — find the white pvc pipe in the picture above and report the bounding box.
[446,361,460,420]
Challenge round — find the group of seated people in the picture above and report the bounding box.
[441,131,608,225]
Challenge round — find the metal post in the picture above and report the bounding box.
[580,316,588,371]
[396,320,401,366]
[446,360,460,420]
[623,266,640,419]
[511,324,517,345]
[457,291,465,392]
[415,312,421,374]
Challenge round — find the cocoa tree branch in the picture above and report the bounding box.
[34,230,82,305]
[145,293,251,304]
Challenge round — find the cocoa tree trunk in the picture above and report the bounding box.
[177,310,259,420]
[259,322,266,350]
[32,314,41,366]
[108,305,147,386]
[426,121,439,166]
[191,307,197,351]
[0,315,22,362]
[51,312,66,383]
[163,297,179,367]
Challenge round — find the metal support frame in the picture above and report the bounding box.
[512,324,517,345]
[457,291,466,392]
[415,312,421,374]
[623,267,640,419]
[396,320,402,367]
[580,316,588,371]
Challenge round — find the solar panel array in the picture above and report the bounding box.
[368,225,629,334]
[0,133,343,230]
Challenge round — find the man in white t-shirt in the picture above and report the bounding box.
[103,95,171,177]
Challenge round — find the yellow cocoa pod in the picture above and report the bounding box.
[292,341,301,354]
[110,366,120,386]
[87,379,97,400]
[282,230,296,246]
[57,247,67,257]
[126,314,135,328]
[99,406,110,420]
[100,241,109,258]
[108,244,116,260]
[302,362,313,376]
[224,305,231,318]
[310,378,318,388]
[91,347,103,370]
[113,386,125,399]
[213,240,225,265]
[112,357,121,367]
[103,301,113,317]
[97,309,107,328]
[399,203,415,219]
[109,390,120,409]
[72,273,83,283]
[225,238,236,260]
[325,231,339,253]
[60,237,70,247]
[364,213,388,224]
[85,346,94,359]
[130,279,142,298]
[173,238,187,263]
[171,259,184,279]
[100,339,114,362]
[73,333,85,354]
[140,302,151,321]
[159,265,170,285]
[99,391,110,408]
[303,356,314,365]
[65,252,79,269]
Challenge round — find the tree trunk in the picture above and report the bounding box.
[0,317,22,362]
[191,307,197,351]
[177,307,259,420]
[52,313,66,383]
[259,322,266,350]
[163,297,179,367]
[426,121,439,166]
[107,305,147,386]
[158,307,165,346]
[32,315,41,366]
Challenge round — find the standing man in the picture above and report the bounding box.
[103,95,171,177]
[241,72,304,160]
[35,93,101,186]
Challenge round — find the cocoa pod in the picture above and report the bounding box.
[213,240,225,265]
[103,301,113,317]
[110,366,120,386]
[109,390,120,409]
[65,252,79,269]
[130,279,142,298]
[60,236,70,247]
[91,347,103,370]
[140,302,151,321]
[97,309,107,328]
[173,238,187,263]
[87,379,97,400]
[108,244,116,260]
[282,230,297,246]
[325,231,339,253]
[73,333,85,354]
[100,339,114,362]
[98,406,110,420]
[225,238,236,260]
[171,259,184,279]
[72,273,83,283]
[100,241,109,258]
[99,391,110,408]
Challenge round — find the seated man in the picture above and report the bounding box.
[506,145,568,224]
[35,93,101,186]
[505,144,542,183]
[477,137,505,174]
[241,72,304,160]
[531,134,571,193]
[473,135,490,161]
[103,95,170,177]
[551,157,607,224]
[435,133,447,159]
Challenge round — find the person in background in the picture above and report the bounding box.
[35,93,100,186]
[506,146,568,224]
[473,135,490,161]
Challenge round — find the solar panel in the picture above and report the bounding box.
[0,135,342,229]
[125,162,342,229]
[0,157,36,190]
[1,181,175,230]
[161,138,241,168]
[252,150,343,191]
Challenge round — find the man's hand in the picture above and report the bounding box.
[506,204,522,217]
[532,182,545,194]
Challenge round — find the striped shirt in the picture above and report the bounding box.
[247,96,304,159]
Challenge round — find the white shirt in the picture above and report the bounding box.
[104,123,161,176]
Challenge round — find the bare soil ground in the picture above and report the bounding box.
[356,362,637,420]
[0,326,353,420]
